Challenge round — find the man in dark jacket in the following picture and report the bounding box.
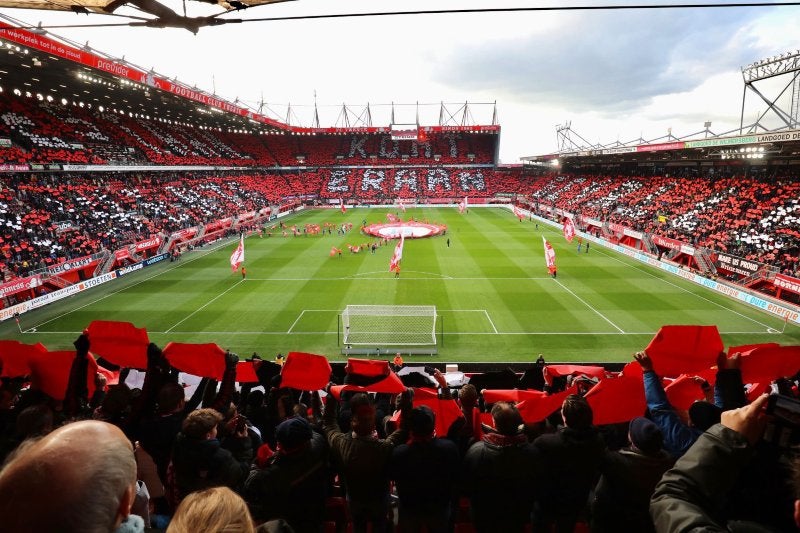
[323,390,411,533]
[651,394,800,533]
[462,402,539,533]
[532,394,607,533]
[389,406,461,533]
[591,417,674,533]
[168,407,253,507]
[244,416,329,532]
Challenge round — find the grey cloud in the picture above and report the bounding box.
[436,7,771,114]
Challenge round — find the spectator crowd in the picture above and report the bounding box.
[0,331,799,533]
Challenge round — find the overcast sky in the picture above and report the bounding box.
[3,0,800,162]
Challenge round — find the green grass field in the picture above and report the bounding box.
[3,207,798,363]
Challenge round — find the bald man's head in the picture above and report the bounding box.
[0,420,137,533]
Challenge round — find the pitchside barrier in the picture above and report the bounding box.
[339,304,440,355]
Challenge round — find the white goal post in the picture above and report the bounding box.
[341,305,437,347]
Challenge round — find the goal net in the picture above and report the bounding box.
[341,305,437,347]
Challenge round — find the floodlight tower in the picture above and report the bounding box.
[740,50,800,133]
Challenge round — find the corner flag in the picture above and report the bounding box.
[230,234,245,272]
[340,198,347,213]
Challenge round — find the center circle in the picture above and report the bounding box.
[363,222,447,239]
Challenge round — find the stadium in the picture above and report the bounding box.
[0,2,800,532]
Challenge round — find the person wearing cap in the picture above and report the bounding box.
[591,417,674,533]
[243,416,329,532]
[633,351,722,458]
[532,394,607,533]
[389,406,460,533]
[462,402,539,533]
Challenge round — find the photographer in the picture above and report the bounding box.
[651,394,799,532]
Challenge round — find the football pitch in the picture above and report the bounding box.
[4,207,798,363]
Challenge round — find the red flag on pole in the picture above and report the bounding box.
[398,200,406,213]
[458,196,468,214]
[543,236,556,275]
[230,234,244,272]
[340,198,347,213]
[563,216,576,242]
[389,234,405,272]
[513,205,525,220]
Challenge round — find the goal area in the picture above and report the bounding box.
[340,305,438,355]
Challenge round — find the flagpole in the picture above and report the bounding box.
[14,313,22,334]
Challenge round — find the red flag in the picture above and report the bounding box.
[663,371,716,411]
[235,361,260,384]
[516,385,579,424]
[330,358,406,398]
[542,236,556,274]
[28,349,98,401]
[0,340,46,378]
[583,367,647,425]
[543,365,606,386]
[562,216,576,242]
[645,325,723,378]
[458,197,468,214]
[280,352,332,391]
[513,205,525,220]
[340,199,347,213]
[483,389,549,404]
[389,387,465,437]
[163,342,227,379]
[389,234,405,272]
[398,200,406,213]
[230,234,245,272]
[85,320,149,369]
[737,345,800,384]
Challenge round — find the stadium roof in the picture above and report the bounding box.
[0,17,499,136]
[0,0,292,33]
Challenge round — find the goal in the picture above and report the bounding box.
[341,305,437,352]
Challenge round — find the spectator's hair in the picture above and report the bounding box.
[14,404,53,439]
[182,408,223,439]
[349,393,376,435]
[490,402,523,435]
[157,381,186,414]
[167,486,255,533]
[100,384,132,417]
[561,394,593,430]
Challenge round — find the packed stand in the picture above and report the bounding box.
[1,325,799,533]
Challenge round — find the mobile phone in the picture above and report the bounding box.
[763,394,800,449]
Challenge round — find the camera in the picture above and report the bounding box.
[763,394,800,449]
[235,415,247,433]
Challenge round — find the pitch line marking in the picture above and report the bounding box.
[287,310,305,334]
[594,248,777,330]
[246,276,552,281]
[483,310,499,334]
[554,279,625,333]
[28,330,777,336]
[165,280,245,334]
[24,236,240,331]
